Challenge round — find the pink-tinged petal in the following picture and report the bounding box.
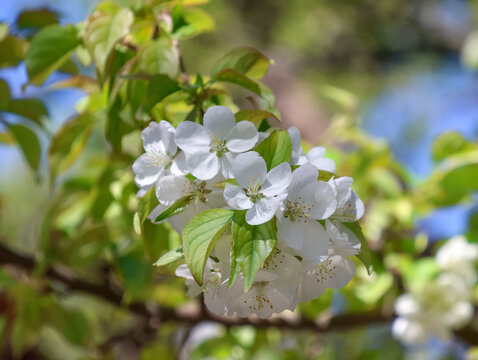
[288,164,318,200]
[203,106,235,140]
[132,153,163,187]
[226,121,259,152]
[245,197,278,225]
[223,184,252,210]
[156,175,189,204]
[175,121,210,153]
[186,151,220,180]
[262,162,291,197]
[233,151,267,188]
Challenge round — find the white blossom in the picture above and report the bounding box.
[132,121,186,192]
[148,174,225,232]
[224,151,291,225]
[174,106,259,180]
[276,164,336,264]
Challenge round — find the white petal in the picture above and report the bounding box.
[175,121,210,153]
[219,152,235,179]
[300,271,326,302]
[232,151,267,189]
[204,287,228,315]
[307,147,336,173]
[170,151,188,175]
[132,153,163,187]
[287,127,302,165]
[223,184,252,210]
[308,181,337,219]
[319,255,356,289]
[245,197,278,225]
[226,121,259,153]
[277,218,304,250]
[298,222,330,267]
[156,175,189,204]
[288,164,318,200]
[262,162,291,197]
[142,122,174,154]
[175,264,193,280]
[159,120,177,154]
[203,106,235,140]
[394,294,420,316]
[326,220,361,256]
[187,151,220,180]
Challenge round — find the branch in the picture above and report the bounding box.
[0,241,476,345]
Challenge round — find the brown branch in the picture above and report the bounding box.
[0,242,477,345]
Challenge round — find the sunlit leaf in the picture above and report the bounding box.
[212,47,270,80]
[25,25,81,85]
[154,246,185,275]
[254,130,292,171]
[138,187,159,226]
[230,210,277,291]
[432,131,476,162]
[143,74,181,113]
[138,39,179,78]
[84,7,134,80]
[182,209,234,285]
[234,109,279,125]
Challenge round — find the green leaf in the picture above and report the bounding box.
[25,25,81,85]
[154,247,185,275]
[0,35,28,68]
[434,162,478,206]
[5,98,48,127]
[142,74,181,113]
[343,221,373,275]
[231,211,277,291]
[318,170,335,182]
[234,110,279,125]
[138,39,179,78]
[0,23,7,42]
[154,195,193,222]
[182,209,234,285]
[212,47,270,80]
[0,131,14,144]
[174,8,215,39]
[432,131,476,162]
[138,187,160,226]
[84,7,134,80]
[48,114,95,184]
[106,95,134,152]
[254,130,292,171]
[8,123,41,173]
[214,68,261,94]
[17,9,59,29]
[0,78,11,109]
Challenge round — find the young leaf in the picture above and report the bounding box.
[212,47,270,80]
[84,7,134,80]
[231,210,277,291]
[142,74,181,113]
[154,247,185,275]
[25,25,81,85]
[318,170,335,182]
[48,114,95,184]
[0,35,28,68]
[214,69,261,94]
[182,209,234,285]
[234,110,279,124]
[17,9,59,29]
[8,123,41,173]
[138,39,179,78]
[154,195,193,222]
[343,221,373,275]
[138,187,159,226]
[254,130,292,171]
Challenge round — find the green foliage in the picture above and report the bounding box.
[7,123,41,174]
[25,25,81,85]
[212,46,270,80]
[182,209,234,284]
[254,130,292,171]
[343,221,373,275]
[154,195,193,222]
[230,211,277,291]
[154,246,184,275]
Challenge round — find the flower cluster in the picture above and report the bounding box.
[392,236,478,344]
[133,106,365,318]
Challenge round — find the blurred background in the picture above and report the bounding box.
[1,0,478,359]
